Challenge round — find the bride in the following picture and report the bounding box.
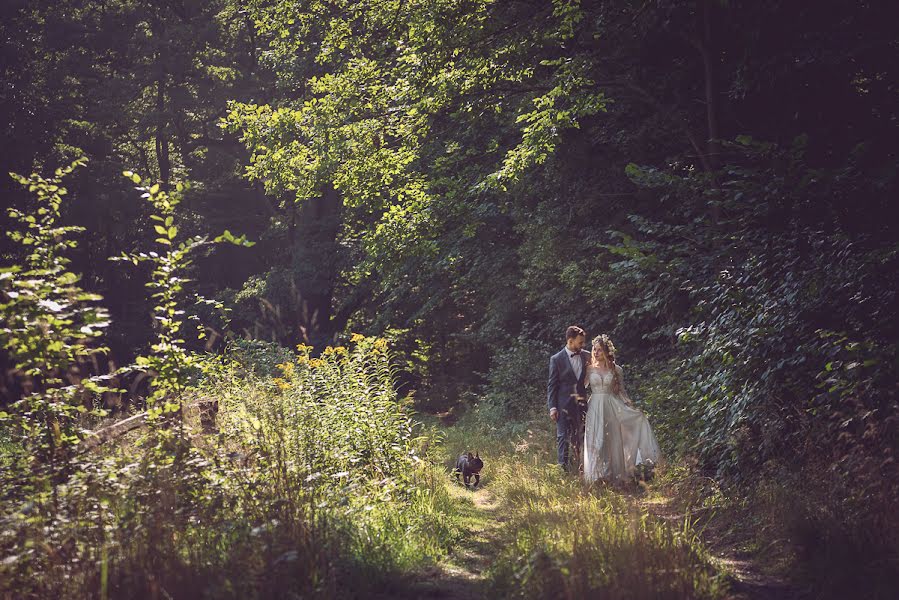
[583,334,661,484]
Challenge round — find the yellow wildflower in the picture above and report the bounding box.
[350,333,365,343]
[276,361,295,377]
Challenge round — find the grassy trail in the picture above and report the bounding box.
[387,410,797,600]
[387,484,503,599]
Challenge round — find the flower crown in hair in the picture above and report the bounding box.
[591,334,616,360]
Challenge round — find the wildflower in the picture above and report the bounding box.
[276,361,295,377]
[350,333,365,343]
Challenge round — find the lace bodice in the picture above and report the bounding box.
[588,366,620,395]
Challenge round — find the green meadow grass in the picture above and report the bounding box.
[436,405,731,600]
[3,343,730,600]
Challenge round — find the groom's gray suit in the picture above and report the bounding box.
[547,346,591,471]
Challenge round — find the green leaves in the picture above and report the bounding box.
[495,56,607,185]
[213,229,255,247]
[2,156,116,464]
[116,170,256,426]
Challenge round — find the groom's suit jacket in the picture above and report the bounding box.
[547,347,591,418]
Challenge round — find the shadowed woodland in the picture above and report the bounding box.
[1,1,897,598]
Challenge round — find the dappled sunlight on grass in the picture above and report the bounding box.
[433,404,731,599]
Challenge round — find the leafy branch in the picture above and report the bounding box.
[1,157,117,490]
[112,171,254,424]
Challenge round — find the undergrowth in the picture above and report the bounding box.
[0,339,465,599]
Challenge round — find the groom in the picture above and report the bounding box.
[547,325,591,473]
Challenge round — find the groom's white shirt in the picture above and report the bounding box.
[568,349,582,380]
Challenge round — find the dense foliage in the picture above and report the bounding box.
[2,1,898,597]
[216,0,899,499]
[1,158,115,500]
[0,160,457,598]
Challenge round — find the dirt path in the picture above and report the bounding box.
[389,483,504,599]
[639,494,801,600]
[393,481,800,600]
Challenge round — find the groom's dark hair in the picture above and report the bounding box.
[566,325,586,340]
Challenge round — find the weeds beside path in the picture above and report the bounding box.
[638,487,800,600]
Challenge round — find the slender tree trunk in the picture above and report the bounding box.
[152,10,170,190]
[700,0,720,170]
[155,71,170,189]
[282,185,343,350]
[698,0,721,227]
[245,12,258,73]
[307,183,342,349]
[286,204,301,344]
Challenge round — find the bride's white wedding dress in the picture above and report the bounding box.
[584,364,661,483]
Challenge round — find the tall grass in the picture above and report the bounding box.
[440,404,730,600]
[213,337,464,576]
[0,337,464,599]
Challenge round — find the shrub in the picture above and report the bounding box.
[483,331,553,417]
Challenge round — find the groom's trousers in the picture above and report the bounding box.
[556,404,585,473]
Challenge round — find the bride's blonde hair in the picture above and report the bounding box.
[591,334,623,395]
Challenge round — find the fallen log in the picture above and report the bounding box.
[80,397,218,451]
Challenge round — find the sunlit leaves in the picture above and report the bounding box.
[213,229,255,247]
[493,56,607,184]
[1,156,116,464]
[116,172,254,418]
[224,0,600,273]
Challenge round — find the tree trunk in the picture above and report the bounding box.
[152,11,170,190]
[281,185,343,349]
[698,0,721,227]
[155,69,170,189]
[700,0,720,170]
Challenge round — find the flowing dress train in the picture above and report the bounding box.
[583,364,661,483]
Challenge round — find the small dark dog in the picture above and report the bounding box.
[633,459,656,484]
[454,452,484,488]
